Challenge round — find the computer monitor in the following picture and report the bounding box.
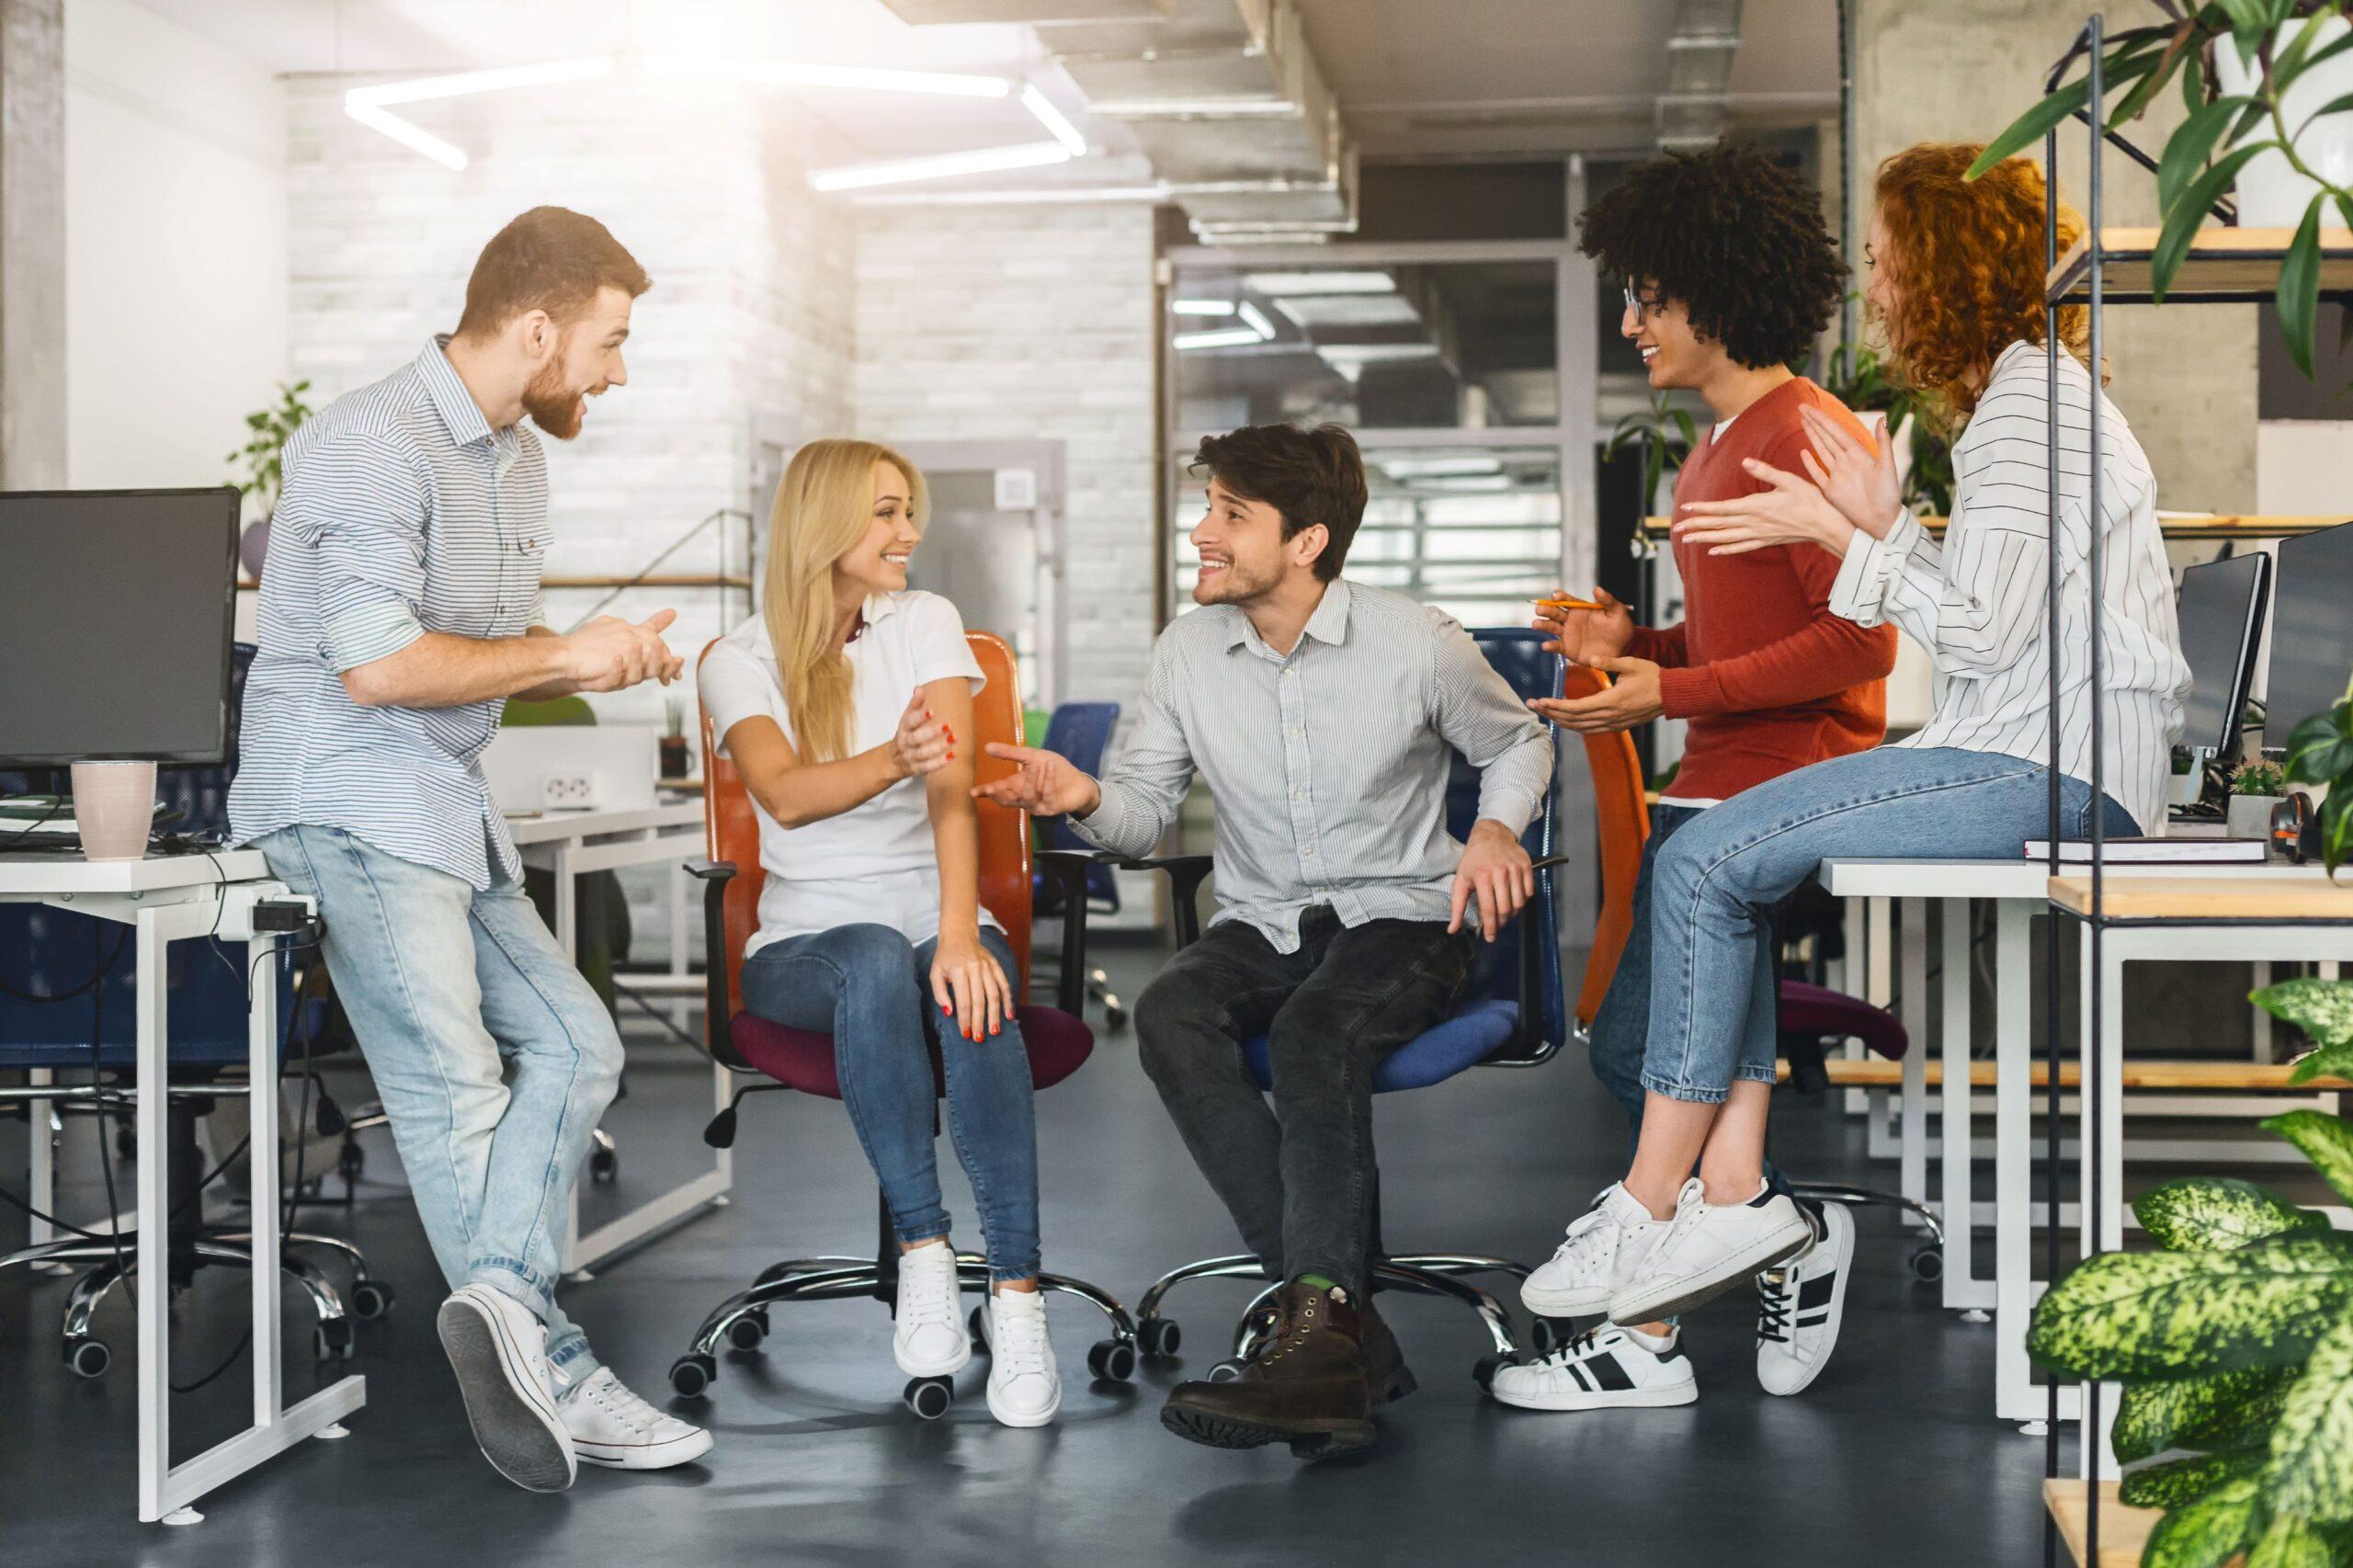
[0,488,240,768]
[2268,519,2353,748]
[2174,551,2270,763]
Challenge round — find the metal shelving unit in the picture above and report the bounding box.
[2037,19,2353,1566]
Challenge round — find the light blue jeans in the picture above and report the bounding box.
[1642,746,2141,1104]
[252,824,622,1379]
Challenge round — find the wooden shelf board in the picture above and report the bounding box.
[1640,515,2346,541]
[2045,1480,2165,1568]
[2049,225,2353,301]
[2049,873,2353,920]
[239,574,752,592]
[1780,1057,2349,1091]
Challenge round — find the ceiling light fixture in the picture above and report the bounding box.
[1173,326,1270,351]
[1235,301,1277,340]
[344,55,617,171]
[1171,299,1239,316]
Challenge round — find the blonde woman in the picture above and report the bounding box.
[696,438,1059,1426]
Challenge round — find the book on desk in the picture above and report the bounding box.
[2022,836,2268,865]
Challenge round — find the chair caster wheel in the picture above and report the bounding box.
[64,1335,111,1380]
[1136,1317,1181,1358]
[670,1353,716,1399]
[1104,1006,1128,1033]
[725,1311,768,1352]
[1472,1355,1506,1392]
[904,1375,955,1420]
[1529,1318,1574,1358]
[969,1304,990,1352]
[1909,1245,1945,1283]
[115,1125,137,1159]
[338,1142,367,1187]
[1087,1339,1136,1382]
[349,1279,395,1321]
[313,1318,356,1361]
[1205,1358,1245,1383]
[588,1146,619,1185]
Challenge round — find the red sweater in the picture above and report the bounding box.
[1628,376,1898,802]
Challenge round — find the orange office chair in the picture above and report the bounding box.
[668,630,1141,1418]
[1562,663,1652,1034]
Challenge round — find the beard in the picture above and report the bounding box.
[1192,557,1279,607]
[521,354,594,441]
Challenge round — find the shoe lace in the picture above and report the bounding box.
[994,1301,1051,1376]
[903,1251,960,1324]
[1548,1206,1620,1281]
[1262,1290,1330,1368]
[1755,1267,1793,1345]
[587,1374,664,1434]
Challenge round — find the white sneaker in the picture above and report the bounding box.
[435,1285,575,1493]
[1520,1184,1674,1318]
[558,1367,715,1470]
[1489,1323,1698,1412]
[1609,1180,1813,1326]
[1756,1201,1854,1396]
[892,1240,972,1377]
[983,1287,1062,1427]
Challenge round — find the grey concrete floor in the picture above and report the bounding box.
[1,937,2064,1567]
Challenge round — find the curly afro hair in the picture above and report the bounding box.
[1577,145,1846,370]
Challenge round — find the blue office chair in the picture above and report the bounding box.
[1029,701,1128,1029]
[1119,629,1570,1387]
[0,644,387,1378]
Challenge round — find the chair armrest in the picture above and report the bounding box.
[1110,852,1215,949]
[684,859,744,1067]
[1032,850,1098,1014]
[1510,853,1574,1060]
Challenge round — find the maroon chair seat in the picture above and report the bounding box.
[730,1006,1097,1101]
[1777,978,1909,1062]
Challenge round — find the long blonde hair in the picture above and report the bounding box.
[761,438,927,764]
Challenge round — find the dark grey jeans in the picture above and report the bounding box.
[1132,906,1475,1296]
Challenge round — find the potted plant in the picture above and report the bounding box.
[1972,1,2353,381]
[1606,390,1698,523]
[2028,975,2353,1564]
[2229,756,2290,838]
[2280,670,2353,874]
[227,380,314,580]
[1813,325,1956,517]
[661,695,690,780]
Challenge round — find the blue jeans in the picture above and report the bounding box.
[253,825,622,1380]
[738,923,1040,1283]
[1642,746,2140,1104]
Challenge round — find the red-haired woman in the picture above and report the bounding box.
[1530,143,2189,1341]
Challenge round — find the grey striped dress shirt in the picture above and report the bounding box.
[1073,579,1554,953]
[1829,339,2188,834]
[229,337,551,888]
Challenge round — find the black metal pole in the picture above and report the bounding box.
[2040,36,2072,1561]
[2084,22,2108,1559]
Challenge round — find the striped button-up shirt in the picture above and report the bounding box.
[1829,338,2188,835]
[1073,579,1553,953]
[229,337,551,888]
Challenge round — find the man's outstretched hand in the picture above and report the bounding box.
[971,742,1102,818]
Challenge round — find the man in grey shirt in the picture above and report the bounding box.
[978,423,1551,1456]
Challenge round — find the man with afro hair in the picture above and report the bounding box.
[1495,144,1897,1415]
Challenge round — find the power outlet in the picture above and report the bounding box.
[540,772,600,810]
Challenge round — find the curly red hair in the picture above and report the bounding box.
[1871,142,2096,422]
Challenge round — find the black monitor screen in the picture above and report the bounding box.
[2269,520,2353,745]
[0,488,239,767]
[2175,551,2269,760]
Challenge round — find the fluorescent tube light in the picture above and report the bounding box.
[1171,299,1238,316]
[1173,326,1268,350]
[810,141,1072,193]
[1236,301,1277,340]
[1019,85,1089,154]
[344,99,470,170]
[347,55,616,108]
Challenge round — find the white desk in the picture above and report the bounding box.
[506,801,729,1274]
[1815,857,2344,1435]
[0,852,365,1525]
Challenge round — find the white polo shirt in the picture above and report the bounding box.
[698,590,995,955]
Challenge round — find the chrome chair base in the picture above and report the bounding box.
[1789,1180,1948,1282]
[1133,1251,1531,1369]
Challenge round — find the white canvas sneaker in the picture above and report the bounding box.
[559,1367,715,1470]
[436,1284,575,1493]
[892,1241,972,1378]
[1756,1201,1854,1396]
[983,1287,1062,1428]
[1608,1180,1813,1326]
[1489,1324,1698,1412]
[1520,1183,1676,1318]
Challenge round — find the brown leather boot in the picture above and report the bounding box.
[1161,1279,1381,1457]
[1356,1293,1417,1405]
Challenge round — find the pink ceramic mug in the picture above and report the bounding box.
[69,762,156,862]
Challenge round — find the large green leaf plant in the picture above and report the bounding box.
[2029,978,2353,1564]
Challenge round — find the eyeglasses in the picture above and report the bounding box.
[1623,279,1663,320]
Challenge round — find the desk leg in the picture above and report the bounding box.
[1994,901,2036,1423]
[248,930,283,1430]
[1941,900,1989,1313]
[136,908,174,1523]
[2077,923,2125,1482]
[1899,900,1929,1215]
[2252,960,2273,1063]
[28,1066,53,1247]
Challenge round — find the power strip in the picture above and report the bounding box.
[215,886,324,945]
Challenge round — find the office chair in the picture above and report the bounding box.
[0,643,391,1379]
[1565,669,1947,1283]
[668,631,1140,1419]
[1124,628,1571,1390]
[1029,701,1126,1030]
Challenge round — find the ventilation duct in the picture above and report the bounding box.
[1656,0,1742,150]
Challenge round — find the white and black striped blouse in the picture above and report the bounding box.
[1829,339,2189,835]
